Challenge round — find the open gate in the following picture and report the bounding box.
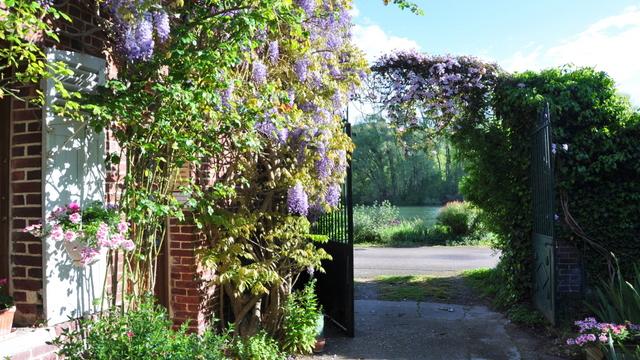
[531,103,556,324]
[311,121,355,337]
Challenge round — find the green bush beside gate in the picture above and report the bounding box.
[455,67,640,309]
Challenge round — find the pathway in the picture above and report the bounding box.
[301,246,566,360]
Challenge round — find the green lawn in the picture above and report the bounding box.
[397,206,441,226]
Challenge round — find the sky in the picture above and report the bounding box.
[350,0,640,116]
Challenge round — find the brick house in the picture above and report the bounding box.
[1,3,209,358]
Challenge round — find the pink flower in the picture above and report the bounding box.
[69,212,82,224]
[50,225,64,241]
[67,201,81,214]
[599,334,608,343]
[121,240,135,251]
[109,233,125,248]
[64,230,77,242]
[23,224,42,234]
[127,330,134,338]
[117,221,129,234]
[0,278,7,286]
[79,247,100,265]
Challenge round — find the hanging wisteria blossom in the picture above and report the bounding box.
[287,183,309,216]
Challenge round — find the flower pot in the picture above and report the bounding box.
[313,313,326,353]
[585,346,604,360]
[0,306,16,336]
[314,337,326,354]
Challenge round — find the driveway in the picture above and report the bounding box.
[354,246,500,279]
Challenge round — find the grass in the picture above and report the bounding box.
[461,268,547,327]
[372,275,453,302]
[397,206,441,227]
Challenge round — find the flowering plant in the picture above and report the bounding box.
[566,317,640,348]
[0,278,13,310]
[25,201,135,267]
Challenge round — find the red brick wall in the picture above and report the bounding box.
[168,215,213,333]
[10,87,45,326]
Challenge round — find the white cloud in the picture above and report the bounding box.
[348,3,360,18]
[352,23,421,63]
[503,6,640,103]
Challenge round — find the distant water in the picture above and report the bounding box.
[397,206,441,226]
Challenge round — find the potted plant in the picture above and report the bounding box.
[313,311,326,354]
[25,201,135,267]
[0,278,15,336]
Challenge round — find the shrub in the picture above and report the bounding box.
[354,201,401,243]
[281,279,321,355]
[53,297,229,359]
[231,331,284,360]
[436,201,478,237]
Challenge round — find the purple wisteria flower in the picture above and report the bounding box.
[296,0,316,16]
[287,182,309,216]
[268,41,279,64]
[153,10,170,43]
[307,202,325,222]
[221,84,234,108]
[325,184,341,207]
[294,58,310,82]
[252,60,267,84]
[124,16,155,61]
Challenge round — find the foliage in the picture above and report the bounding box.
[281,279,321,354]
[230,331,285,360]
[436,201,478,237]
[371,49,640,309]
[0,0,72,102]
[24,201,133,267]
[591,261,640,328]
[352,116,463,206]
[354,203,492,247]
[0,278,13,310]
[52,297,230,359]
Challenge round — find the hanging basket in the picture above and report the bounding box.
[63,241,103,267]
[0,306,16,337]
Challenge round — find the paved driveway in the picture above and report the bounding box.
[354,246,500,279]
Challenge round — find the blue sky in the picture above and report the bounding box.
[351,0,640,104]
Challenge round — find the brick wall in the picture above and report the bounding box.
[167,215,213,333]
[556,240,582,294]
[10,88,45,325]
[8,1,107,326]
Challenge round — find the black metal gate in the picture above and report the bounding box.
[531,103,556,324]
[312,121,355,337]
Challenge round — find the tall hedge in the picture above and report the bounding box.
[456,67,640,305]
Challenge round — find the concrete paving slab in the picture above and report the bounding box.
[301,300,562,360]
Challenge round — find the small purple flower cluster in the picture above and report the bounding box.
[105,0,171,61]
[566,317,637,347]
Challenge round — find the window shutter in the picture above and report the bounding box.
[42,49,106,325]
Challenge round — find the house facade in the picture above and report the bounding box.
[1,2,209,358]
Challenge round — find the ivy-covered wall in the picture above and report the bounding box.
[459,67,640,307]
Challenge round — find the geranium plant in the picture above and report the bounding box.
[25,201,135,267]
[0,278,13,310]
